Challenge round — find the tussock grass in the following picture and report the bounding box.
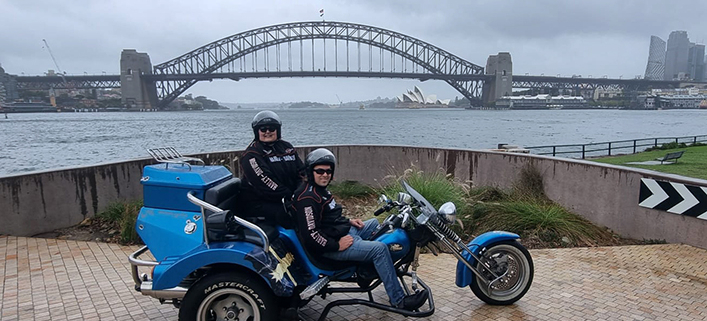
[360,165,626,248]
[469,200,613,247]
[97,200,143,244]
[379,167,470,216]
[329,180,375,199]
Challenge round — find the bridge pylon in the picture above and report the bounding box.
[120,50,158,110]
[483,52,513,106]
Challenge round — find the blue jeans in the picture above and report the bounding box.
[322,219,405,306]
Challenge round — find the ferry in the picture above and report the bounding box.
[0,102,58,113]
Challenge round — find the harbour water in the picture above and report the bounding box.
[0,108,704,177]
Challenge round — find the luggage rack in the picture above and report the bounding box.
[147,147,205,169]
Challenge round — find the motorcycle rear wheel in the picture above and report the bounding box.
[470,240,533,305]
[179,272,279,321]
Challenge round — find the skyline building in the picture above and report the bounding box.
[664,31,690,80]
[688,43,705,82]
[648,30,706,81]
[644,36,666,80]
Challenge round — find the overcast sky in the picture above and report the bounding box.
[2,0,707,104]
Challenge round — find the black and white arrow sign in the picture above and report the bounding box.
[639,178,707,220]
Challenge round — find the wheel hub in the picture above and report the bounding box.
[224,302,241,320]
[483,252,521,292]
[202,290,255,321]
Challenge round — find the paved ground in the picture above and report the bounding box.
[2,235,707,321]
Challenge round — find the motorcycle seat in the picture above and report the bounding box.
[204,177,240,215]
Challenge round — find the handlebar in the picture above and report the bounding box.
[374,206,387,216]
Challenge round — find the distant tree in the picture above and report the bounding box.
[194,95,225,109]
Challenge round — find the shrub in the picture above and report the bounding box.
[97,200,143,244]
[644,141,690,151]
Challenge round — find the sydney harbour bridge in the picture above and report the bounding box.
[3,21,694,109]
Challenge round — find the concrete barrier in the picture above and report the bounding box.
[2,145,707,249]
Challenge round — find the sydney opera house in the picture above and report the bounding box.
[395,86,452,108]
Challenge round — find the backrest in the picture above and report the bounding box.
[665,151,683,159]
[204,177,241,216]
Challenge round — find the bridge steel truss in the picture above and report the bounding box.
[14,75,121,91]
[151,21,486,108]
[511,75,682,92]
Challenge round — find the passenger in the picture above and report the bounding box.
[292,148,428,311]
[237,110,304,228]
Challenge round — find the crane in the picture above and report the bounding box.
[42,39,68,107]
[42,39,64,75]
[335,94,343,107]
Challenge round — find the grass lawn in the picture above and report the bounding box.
[591,145,707,180]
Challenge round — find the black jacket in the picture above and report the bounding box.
[239,139,304,204]
[292,182,351,253]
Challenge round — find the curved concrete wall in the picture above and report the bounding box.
[2,145,707,249]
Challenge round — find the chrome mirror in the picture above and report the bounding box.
[378,194,390,204]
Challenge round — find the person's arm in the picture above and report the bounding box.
[295,197,340,253]
[241,151,293,201]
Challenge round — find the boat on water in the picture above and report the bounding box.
[0,102,59,113]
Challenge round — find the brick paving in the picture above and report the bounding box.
[2,235,707,320]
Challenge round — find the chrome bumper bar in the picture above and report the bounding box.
[128,246,187,300]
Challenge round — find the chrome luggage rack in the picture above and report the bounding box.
[147,147,205,169]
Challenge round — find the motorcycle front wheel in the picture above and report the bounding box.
[470,240,533,305]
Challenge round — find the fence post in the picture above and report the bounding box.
[633,140,637,154]
[552,146,556,157]
[608,142,612,156]
[695,136,697,144]
[654,138,658,147]
[582,145,586,159]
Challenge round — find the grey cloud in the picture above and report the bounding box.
[2,0,706,102]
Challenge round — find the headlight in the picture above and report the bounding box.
[438,202,457,224]
[397,192,412,204]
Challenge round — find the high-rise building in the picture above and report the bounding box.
[688,43,705,82]
[664,31,690,80]
[644,36,666,80]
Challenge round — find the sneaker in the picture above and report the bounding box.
[397,289,428,311]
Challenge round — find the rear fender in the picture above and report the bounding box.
[454,231,520,287]
[152,241,297,297]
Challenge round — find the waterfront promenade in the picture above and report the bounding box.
[1,235,706,321]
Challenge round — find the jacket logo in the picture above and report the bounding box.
[389,244,403,251]
[269,155,296,162]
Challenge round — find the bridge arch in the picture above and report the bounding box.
[152,21,485,107]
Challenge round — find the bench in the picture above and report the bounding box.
[655,151,684,164]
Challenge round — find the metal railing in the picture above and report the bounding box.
[526,135,707,159]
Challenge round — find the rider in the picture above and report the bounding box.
[237,110,304,228]
[292,148,428,311]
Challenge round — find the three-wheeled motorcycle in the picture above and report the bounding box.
[129,148,533,320]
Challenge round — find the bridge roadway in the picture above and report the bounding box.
[14,73,686,89]
[1,235,706,320]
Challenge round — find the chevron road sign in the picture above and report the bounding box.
[639,178,707,220]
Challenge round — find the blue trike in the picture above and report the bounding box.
[128,149,533,320]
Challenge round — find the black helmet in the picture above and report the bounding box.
[251,110,282,140]
[305,148,336,183]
